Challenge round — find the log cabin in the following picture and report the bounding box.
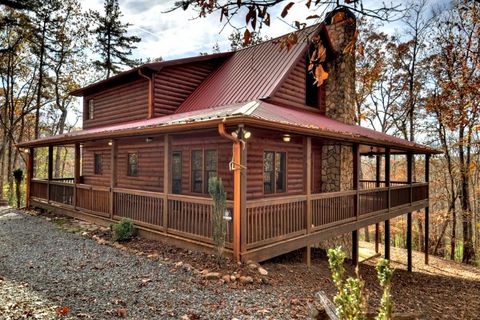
[18,8,440,267]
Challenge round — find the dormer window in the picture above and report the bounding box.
[88,99,94,120]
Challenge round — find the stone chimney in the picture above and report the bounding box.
[320,8,357,193]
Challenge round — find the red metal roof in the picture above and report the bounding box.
[176,25,321,113]
[18,100,439,154]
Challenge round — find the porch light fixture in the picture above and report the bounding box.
[242,129,251,140]
[283,134,291,142]
[23,148,30,154]
[145,137,154,143]
[108,140,113,146]
[231,127,251,140]
[368,147,375,158]
[223,209,232,221]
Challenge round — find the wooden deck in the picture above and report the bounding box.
[30,179,429,262]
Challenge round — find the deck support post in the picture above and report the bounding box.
[74,143,80,210]
[407,152,413,272]
[384,220,390,260]
[163,135,170,233]
[352,230,358,266]
[305,137,312,267]
[47,145,53,202]
[109,140,117,219]
[25,147,34,209]
[352,143,360,266]
[375,154,381,254]
[425,154,430,265]
[384,148,391,260]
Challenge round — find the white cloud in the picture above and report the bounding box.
[81,0,322,61]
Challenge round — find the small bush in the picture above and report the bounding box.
[110,218,135,242]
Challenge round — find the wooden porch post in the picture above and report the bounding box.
[352,143,360,265]
[425,154,430,265]
[305,137,312,267]
[47,145,53,202]
[240,136,248,256]
[163,134,170,233]
[375,154,381,253]
[109,140,117,219]
[384,148,391,260]
[25,148,34,209]
[74,143,80,210]
[407,152,413,272]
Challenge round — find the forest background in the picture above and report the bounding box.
[0,0,478,265]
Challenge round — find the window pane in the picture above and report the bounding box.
[128,153,138,177]
[204,150,217,192]
[263,151,274,193]
[172,152,182,194]
[94,154,102,175]
[276,152,286,192]
[191,150,202,192]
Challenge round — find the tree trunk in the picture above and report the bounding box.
[364,226,370,242]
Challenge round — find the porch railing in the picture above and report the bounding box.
[30,179,428,254]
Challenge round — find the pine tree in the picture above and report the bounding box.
[91,0,141,78]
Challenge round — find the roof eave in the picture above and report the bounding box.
[16,116,441,155]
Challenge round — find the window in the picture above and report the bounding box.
[191,150,202,193]
[191,149,217,193]
[172,151,182,194]
[263,151,286,194]
[94,153,102,175]
[88,99,94,120]
[204,150,217,193]
[127,153,138,177]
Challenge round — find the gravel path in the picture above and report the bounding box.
[0,208,294,319]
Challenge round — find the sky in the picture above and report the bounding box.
[80,0,410,61]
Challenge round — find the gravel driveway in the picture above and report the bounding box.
[0,209,293,319]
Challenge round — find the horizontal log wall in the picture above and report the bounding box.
[272,56,306,107]
[154,60,222,116]
[171,132,234,199]
[116,138,164,192]
[82,142,111,187]
[83,78,149,129]
[246,129,305,200]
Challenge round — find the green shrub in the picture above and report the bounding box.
[327,247,396,320]
[327,247,367,320]
[376,259,394,320]
[110,218,135,242]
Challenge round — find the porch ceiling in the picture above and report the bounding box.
[17,100,440,154]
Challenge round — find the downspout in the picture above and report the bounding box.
[138,69,153,119]
[218,121,241,262]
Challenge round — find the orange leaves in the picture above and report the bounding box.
[343,30,358,55]
[314,65,329,86]
[275,32,299,51]
[56,306,71,317]
[281,2,294,19]
[243,29,251,47]
[308,35,329,86]
[331,11,346,24]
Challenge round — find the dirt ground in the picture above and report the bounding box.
[14,210,480,319]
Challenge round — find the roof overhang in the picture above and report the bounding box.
[17,101,441,155]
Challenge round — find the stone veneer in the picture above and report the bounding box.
[318,10,357,256]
